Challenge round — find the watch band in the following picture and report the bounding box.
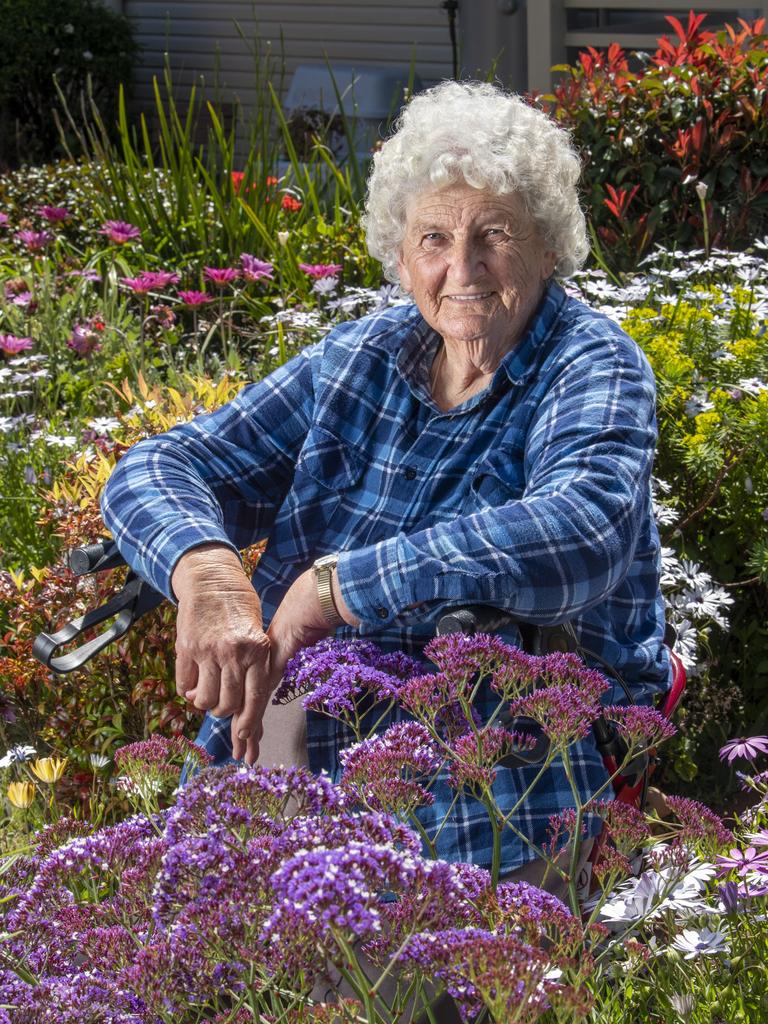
[313,554,345,628]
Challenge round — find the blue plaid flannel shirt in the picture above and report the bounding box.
[101,281,670,873]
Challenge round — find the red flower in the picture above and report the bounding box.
[603,184,640,222]
[281,195,302,212]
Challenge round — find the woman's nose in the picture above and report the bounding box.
[446,239,485,285]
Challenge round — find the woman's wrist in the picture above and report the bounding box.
[171,543,248,601]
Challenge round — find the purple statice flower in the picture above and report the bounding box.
[274,637,418,714]
[716,845,768,877]
[264,841,423,945]
[536,651,611,700]
[67,323,101,358]
[240,253,274,281]
[153,823,275,944]
[340,721,442,814]
[33,817,94,858]
[603,703,677,747]
[276,809,422,862]
[588,799,651,855]
[665,795,733,848]
[507,683,602,749]
[38,205,71,222]
[9,815,163,933]
[719,735,768,764]
[398,671,460,729]
[399,927,559,1021]
[15,229,53,250]
[490,647,543,701]
[298,262,342,278]
[366,859,489,966]
[0,333,33,355]
[203,266,240,287]
[115,735,211,775]
[434,699,484,741]
[446,725,537,791]
[99,219,141,244]
[177,288,212,307]
[165,764,344,845]
[424,631,522,682]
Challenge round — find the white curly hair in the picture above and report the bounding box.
[363,80,588,283]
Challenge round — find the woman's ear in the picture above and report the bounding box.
[542,250,558,281]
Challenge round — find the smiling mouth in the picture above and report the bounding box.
[444,292,493,302]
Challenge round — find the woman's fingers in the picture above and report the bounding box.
[192,662,223,711]
[231,662,274,763]
[175,651,199,699]
[212,661,250,717]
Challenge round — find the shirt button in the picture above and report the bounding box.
[404,467,417,480]
[376,606,389,619]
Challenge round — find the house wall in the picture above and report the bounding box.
[121,0,456,122]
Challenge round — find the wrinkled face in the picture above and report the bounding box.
[397,182,557,352]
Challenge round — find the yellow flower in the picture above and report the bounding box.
[30,756,68,784]
[7,781,36,808]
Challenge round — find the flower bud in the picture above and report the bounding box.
[7,781,36,808]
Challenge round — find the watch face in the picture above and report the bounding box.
[315,555,339,571]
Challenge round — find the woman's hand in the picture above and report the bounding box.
[232,566,361,763]
[171,544,271,763]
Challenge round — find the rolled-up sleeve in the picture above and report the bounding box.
[100,344,320,600]
[336,334,657,629]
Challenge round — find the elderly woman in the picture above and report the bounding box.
[101,80,669,886]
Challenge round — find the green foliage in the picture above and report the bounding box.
[614,260,768,780]
[0,0,137,168]
[0,374,261,779]
[57,63,383,283]
[547,12,768,270]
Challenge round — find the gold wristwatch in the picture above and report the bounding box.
[313,554,345,627]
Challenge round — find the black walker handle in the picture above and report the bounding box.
[32,539,165,674]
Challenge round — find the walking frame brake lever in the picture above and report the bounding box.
[32,573,164,674]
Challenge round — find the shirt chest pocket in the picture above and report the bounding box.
[290,427,367,526]
[465,444,526,512]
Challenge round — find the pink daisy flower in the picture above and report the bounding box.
[203,266,240,287]
[0,334,34,355]
[99,220,141,244]
[240,254,274,282]
[16,230,53,251]
[39,206,71,222]
[178,290,212,307]
[719,736,768,764]
[299,262,342,278]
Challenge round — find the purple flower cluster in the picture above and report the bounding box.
[446,725,537,791]
[603,704,677,747]
[274,637,419,718]
[399,927,565,1021]
[340,721,442,813]
[424,632,520,681]
[665,795,734,849]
